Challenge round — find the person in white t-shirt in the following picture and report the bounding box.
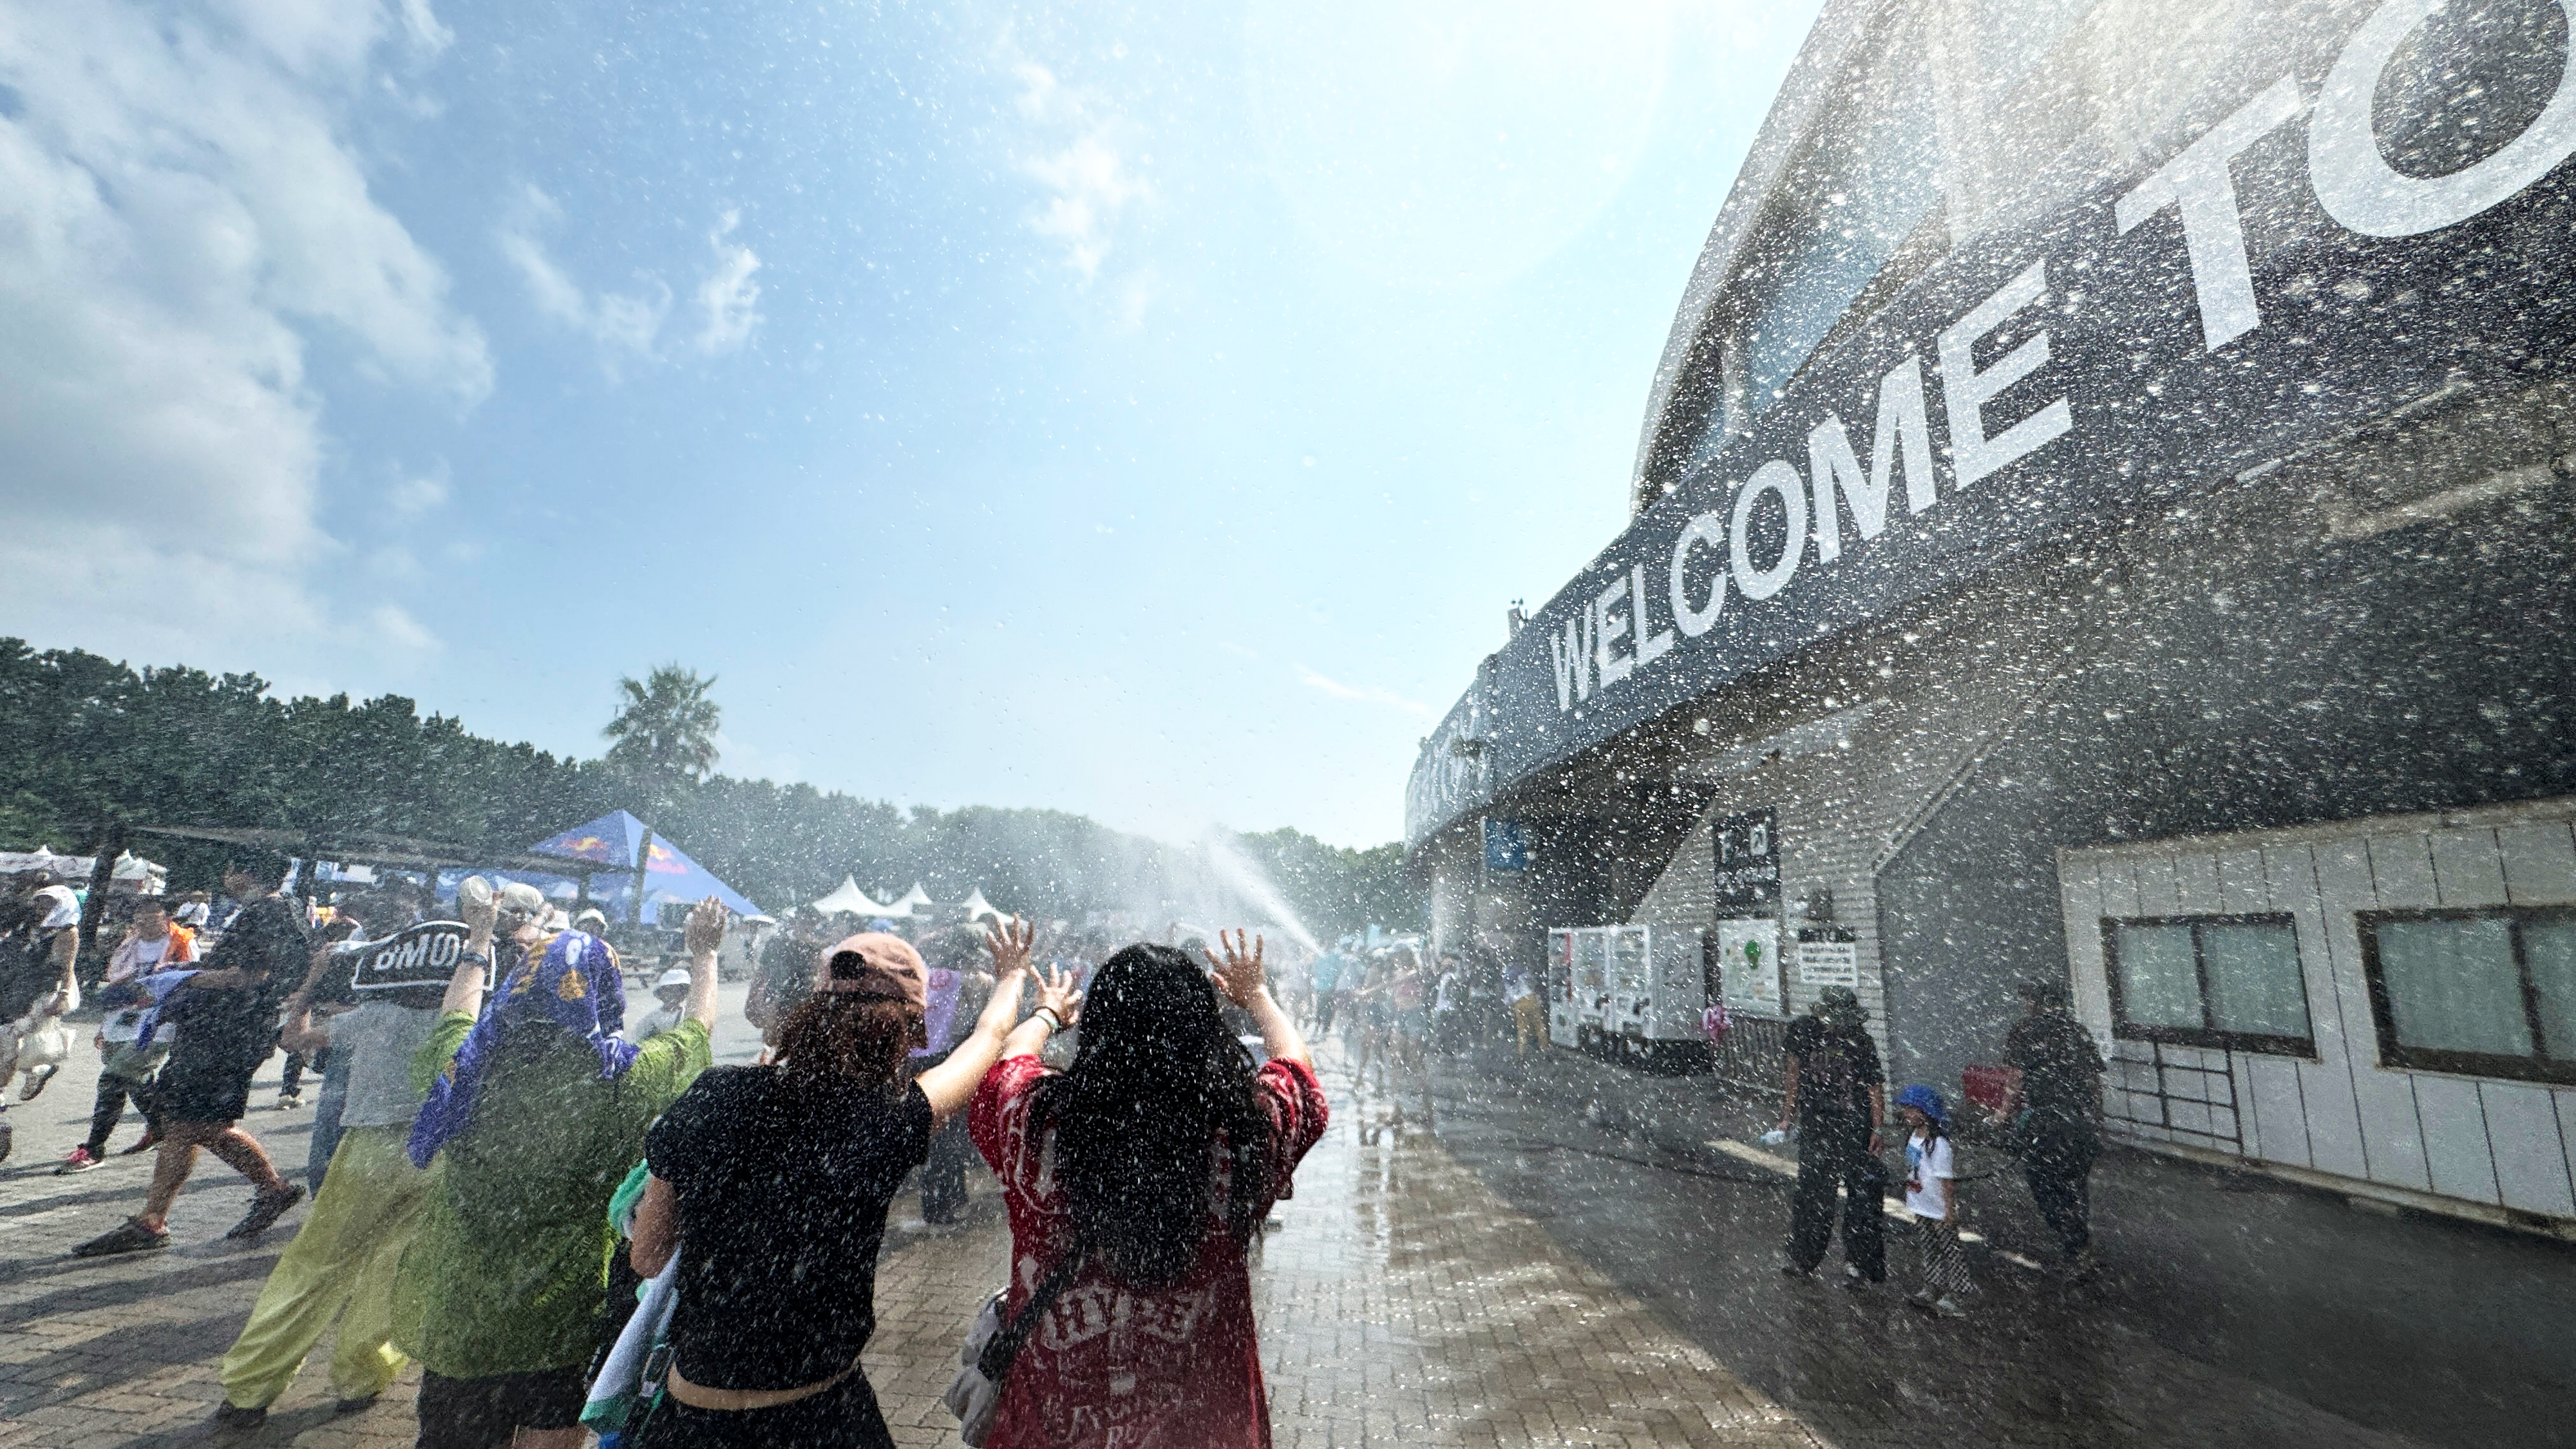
[631,967,693,1039]
[1895,1083,1971,1317]
[60,900,198,1171]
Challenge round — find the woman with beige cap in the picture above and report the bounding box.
[625,915,1074,1448]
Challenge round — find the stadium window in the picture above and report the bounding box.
[2101,914,2315,1056]
[2360,909,2576,1086]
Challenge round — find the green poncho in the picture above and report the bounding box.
[393,1012,710,1378]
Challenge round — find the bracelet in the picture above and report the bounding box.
[1032,1007,1063,1034]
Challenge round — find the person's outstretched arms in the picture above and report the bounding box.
[1209,930,1308,1069]
[916,916,1065,1122]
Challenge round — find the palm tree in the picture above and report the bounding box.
[603,665,722,797]
[603,666,720,926]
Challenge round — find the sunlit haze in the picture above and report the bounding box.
[0,0,1819,846]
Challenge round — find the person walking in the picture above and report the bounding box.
[1504,958,1544,1056]
[392,888,721,1449]
[75,860,309,1256]
[211,949,451,1428]
[1305,940,1344,1037]
[969,931,1327,1449]
[1893,1084,1971,1318]
[1776,987,1886,1287]
[0,864,83,1102]
[2004,978,2107,1278]
[60,898,194,1171]
[621,919,1056,1448]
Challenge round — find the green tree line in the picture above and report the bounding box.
[0,639,1419,939]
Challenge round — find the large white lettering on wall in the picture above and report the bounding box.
[2310,0,2576,237]
[1409,0,2576,843]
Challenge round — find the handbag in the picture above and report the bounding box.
[942,1241,1090,1446]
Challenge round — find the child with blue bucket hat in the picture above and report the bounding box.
[1894,1083,1973,1317]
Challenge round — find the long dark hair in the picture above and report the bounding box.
[1037,944,1269,1289]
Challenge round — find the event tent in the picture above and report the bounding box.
[958,887,1006,923]
[893,882,933,915]
[812,876,891,917]
[524,810,762,922]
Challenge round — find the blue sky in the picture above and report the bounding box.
[0,0,1817,846]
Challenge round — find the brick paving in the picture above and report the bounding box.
[0,1010,1825,1448]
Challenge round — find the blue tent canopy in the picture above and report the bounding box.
[518,810,763,922]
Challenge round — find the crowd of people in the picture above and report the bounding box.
[2,845,2118,1439]
[14,854,1323,1449]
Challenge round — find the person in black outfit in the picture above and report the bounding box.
[2005,978,2107,1277]
[625,918,1065,1448]
[1776,987,1886,1285]
[75,861,311,1256]
[745,907,826,1048]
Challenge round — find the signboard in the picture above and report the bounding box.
[1795,925,1861,988]
[348,920,471,994]
[1481,817,1530,874]
[1405,6,2576,846]
[1712,809,1780,911]
[1714,918,1781,1016]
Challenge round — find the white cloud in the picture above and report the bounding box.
[498,185,670,364]
[693,209,762,355]
[504,191,761,363]
[0,0,487,661]
[1010,61,1151,281]
[388,470,450,518]
[1294,665,1432,717]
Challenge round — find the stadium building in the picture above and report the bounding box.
[1406,0,2576,1232]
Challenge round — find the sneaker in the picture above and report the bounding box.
[1933,1296,1967,1318]
[275,1090,302,1110]
[19,1063,57,1101]
[225,1182,307,1240]
[55,1147,101,1174]
[211,1401,267,1432]
[120,1132,161,1157]
[73,1217,171,1258]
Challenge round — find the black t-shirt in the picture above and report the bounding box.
[645,1066,936,1390]
[169,895,309,1067]
[2007,1010,2105,1124]
[1785,1014,1882,1128]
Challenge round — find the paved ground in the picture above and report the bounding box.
[6,989,2568,1448]
[1405,1032,2576,1449]
[0,991,1819,1448]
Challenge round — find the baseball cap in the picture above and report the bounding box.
[815,933,927,1013]
[654,967,692,990]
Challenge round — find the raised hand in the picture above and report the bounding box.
[984,914,1037,978]
[1206,929,1267,1009]
[684,896,729,957]
[1034,963,1084,1028]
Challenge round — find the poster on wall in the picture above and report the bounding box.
[1712,809,1780,911]
[1714,918,1781,1016]
[1795,925,1859,989]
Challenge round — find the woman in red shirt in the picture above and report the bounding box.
[970,931,1327,1449]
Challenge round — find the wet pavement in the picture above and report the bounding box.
[2,991,2568,1447]
[1406,1032,2575,1449]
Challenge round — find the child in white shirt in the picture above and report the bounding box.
[1895,1083,1972,1317]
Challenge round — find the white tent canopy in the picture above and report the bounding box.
[894,882,933,914]
[812,875,892,917]
[959,887,1005,923]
